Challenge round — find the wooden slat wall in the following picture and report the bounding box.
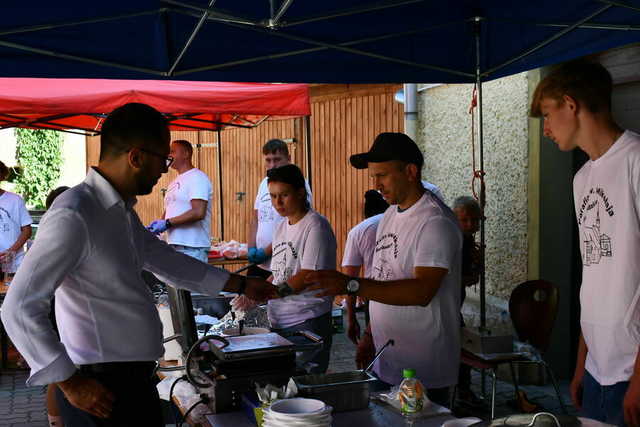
[85,84,403,272]
[309,85,403,271]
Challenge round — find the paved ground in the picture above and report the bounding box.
[0,310,577,426]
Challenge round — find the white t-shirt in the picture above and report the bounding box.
[422,180,446,204]
[341,214,382,278]
[574,130,640,386]
[268,210,336,329]
[0,191,32,272]
[369,191,462,387]
[165,168,212,248]
[254,176,312,270]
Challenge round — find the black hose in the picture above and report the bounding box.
[179,399,207,427]
[169,376,187,426]
[185,334,229,388]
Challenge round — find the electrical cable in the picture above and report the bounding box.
[185,334,229,388]
[169,375,187,426]
[179,398,208,427]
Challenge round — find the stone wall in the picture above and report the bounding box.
[416,72,530,315]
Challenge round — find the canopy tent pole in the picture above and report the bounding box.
[474,16,487,331]
[217,129,224,241]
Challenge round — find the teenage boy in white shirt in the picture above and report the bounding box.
[300,132,462,407]
[1,103,275,427]
[248,139,311,278]
[531,59,640,427]
[148,139,212,262]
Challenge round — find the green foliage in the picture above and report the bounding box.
[14,129,64,209]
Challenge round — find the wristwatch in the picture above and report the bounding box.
[346,277,360,295]
[165,219,173,229]
[276,282,295,298]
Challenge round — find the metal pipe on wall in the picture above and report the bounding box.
[403,83,418,140]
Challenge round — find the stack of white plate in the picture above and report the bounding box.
[263,398,333,427]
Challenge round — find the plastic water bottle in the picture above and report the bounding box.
[399,368,425,415]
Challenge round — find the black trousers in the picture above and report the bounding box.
[56,361,163,427]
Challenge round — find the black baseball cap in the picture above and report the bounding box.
[350,132,423,169]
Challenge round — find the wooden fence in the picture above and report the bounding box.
[86,84,403,271]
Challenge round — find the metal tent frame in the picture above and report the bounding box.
[2,0,640,325]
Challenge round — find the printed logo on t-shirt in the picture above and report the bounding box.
[0,207,13,232]
[272,241,298,283]
[578,187,614,266]
[165,181,180,205]
[372,233,398,280]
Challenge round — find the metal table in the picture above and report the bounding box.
[206,401,455,427]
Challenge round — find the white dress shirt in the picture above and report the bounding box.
[0,168,230,386]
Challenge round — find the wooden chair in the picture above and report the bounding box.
[457,280,567,418]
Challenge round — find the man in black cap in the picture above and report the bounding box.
[302,132,462,406]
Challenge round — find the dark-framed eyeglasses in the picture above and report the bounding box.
[135,147,174,168]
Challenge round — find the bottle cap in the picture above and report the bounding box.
[403,368,416,378]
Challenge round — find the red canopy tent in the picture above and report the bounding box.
[0,78,312,240]
[0,79,310,135]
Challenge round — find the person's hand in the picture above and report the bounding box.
[231,295,258,313]
[243,277,278,303]
[569,372,584,411]
[0,249,15,263]
[624,374,640,427]
[302,270,349,296]
[147,219,169,235]
[347,314,361,345]
[248,248,267,264]
[57,373,115,419]
[355,332,376,370]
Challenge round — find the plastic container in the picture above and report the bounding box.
[398,368,425,415]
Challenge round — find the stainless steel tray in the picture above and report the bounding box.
[293,370,378,412]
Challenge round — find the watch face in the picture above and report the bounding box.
[347,279,359,293]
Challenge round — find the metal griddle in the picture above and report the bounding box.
[210,332,296,361]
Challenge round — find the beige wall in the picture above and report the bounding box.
[416,72,530,324]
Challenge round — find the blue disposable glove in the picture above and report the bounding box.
[252,248,268,265]
[147,219,169,234]
[248,247,257,262]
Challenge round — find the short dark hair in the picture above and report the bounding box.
[453,196,482,217]
[267,164,309,209]
[262,139,289,156]
[99,103,169,161]
[531,60,613,117]
[364,190,389,218]
[46,186,70,210]
[0,161,8,182]
[172,139,193,157]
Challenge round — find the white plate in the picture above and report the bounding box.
[269,398,327,415]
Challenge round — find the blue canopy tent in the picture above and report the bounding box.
[2,0,640,326]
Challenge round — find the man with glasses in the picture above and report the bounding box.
[148,139,213,263]
[1,103,275,426]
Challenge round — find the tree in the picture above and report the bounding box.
[14,129,64,209]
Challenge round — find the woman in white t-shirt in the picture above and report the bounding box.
[266,164,337,373]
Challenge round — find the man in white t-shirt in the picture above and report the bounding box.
[0,161,32,274]
[302,132,462,407]
[248,139,311,278]
[531,60,640,427]
[148,140,212,262]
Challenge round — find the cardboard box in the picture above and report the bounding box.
[462,327,514,355]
